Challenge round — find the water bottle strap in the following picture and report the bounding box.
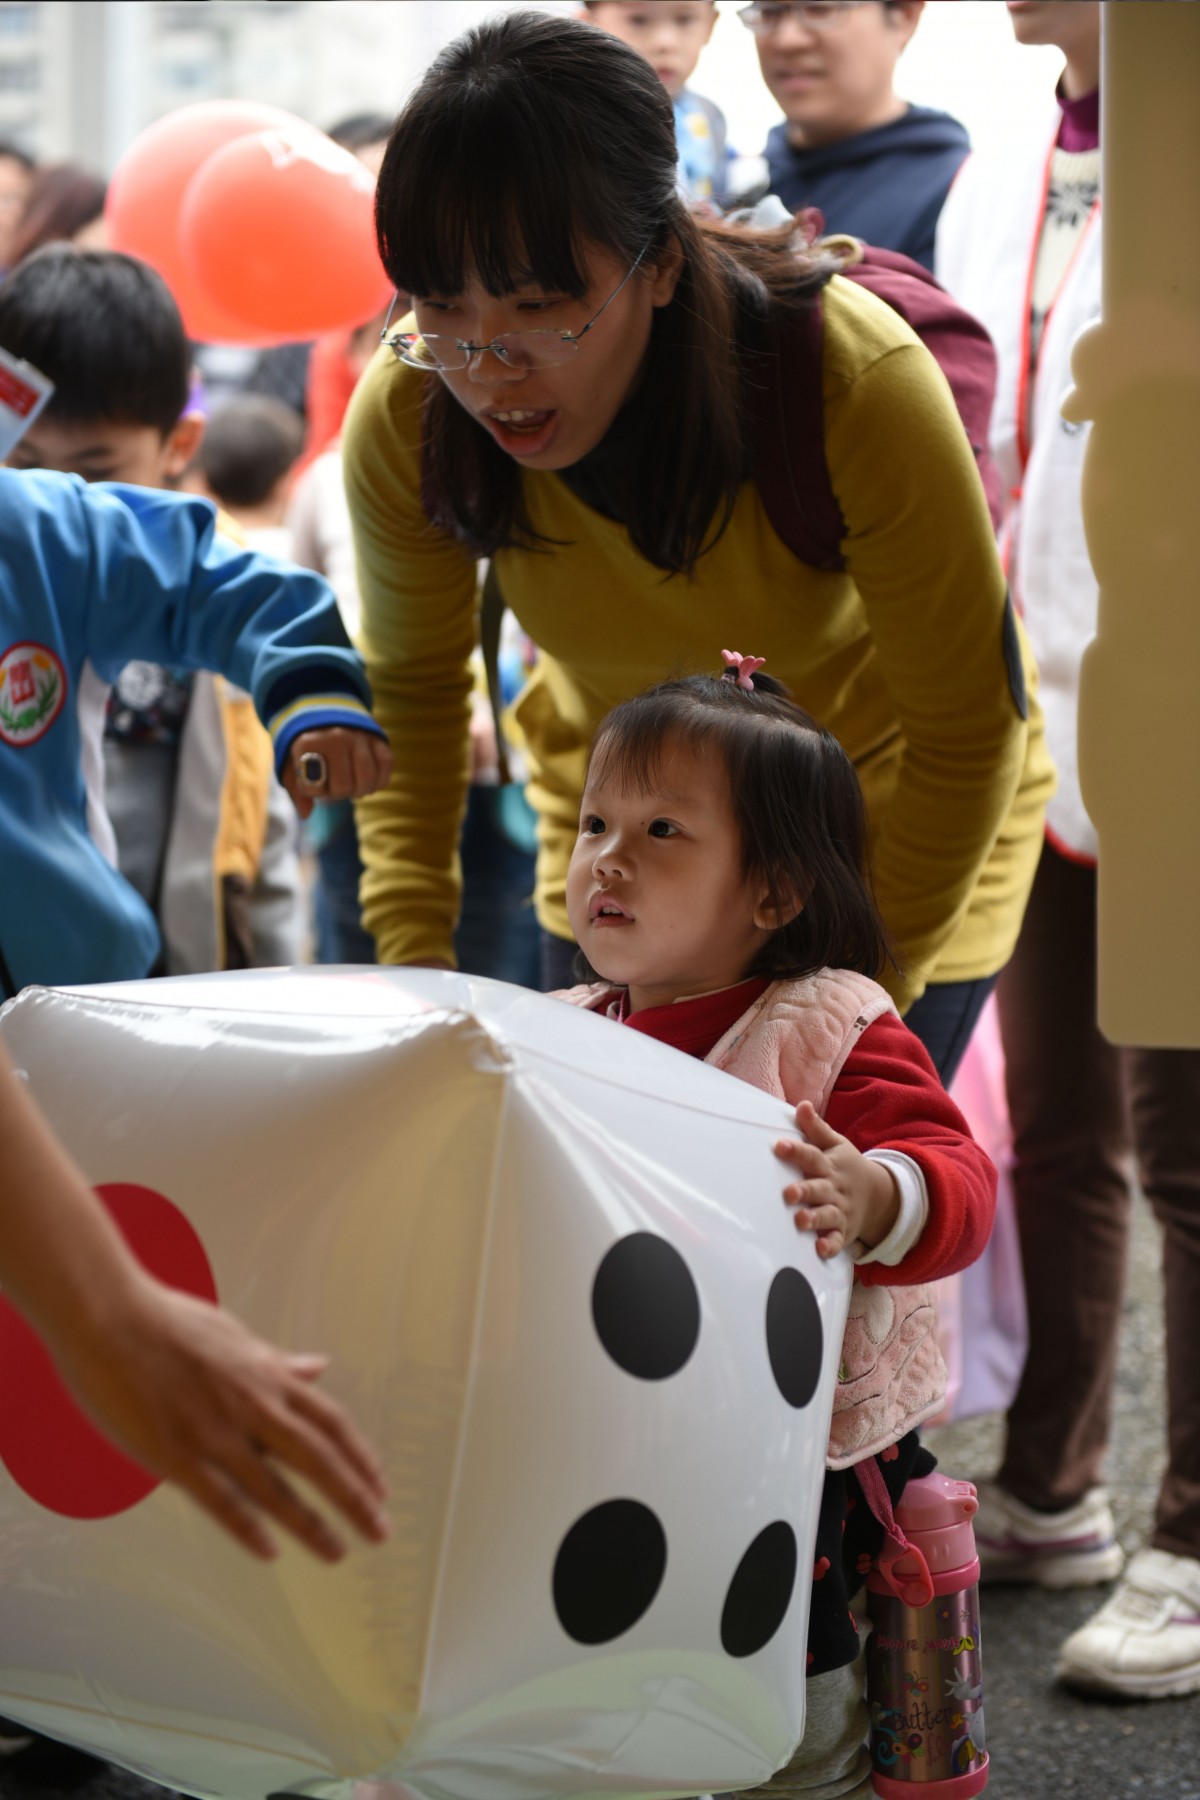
[856,1456,935,1607]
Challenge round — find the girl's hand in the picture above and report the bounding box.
[53,1280,391,1564]
[282,727,394,820]
[774,1100,900,1259]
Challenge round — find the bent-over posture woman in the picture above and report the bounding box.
[344,9,1053,1088]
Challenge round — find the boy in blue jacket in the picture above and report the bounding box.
[0,466,391,998]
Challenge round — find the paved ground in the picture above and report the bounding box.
[922,1190,1199,1800]
[1,1195,1193,1800]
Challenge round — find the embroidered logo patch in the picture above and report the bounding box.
[0,642,67,746]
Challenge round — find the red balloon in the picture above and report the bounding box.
[106,100,305,344]
[180,125,393,339]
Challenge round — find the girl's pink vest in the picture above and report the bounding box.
[559,970,948,1471]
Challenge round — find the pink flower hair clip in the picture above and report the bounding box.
[721,648,767,692]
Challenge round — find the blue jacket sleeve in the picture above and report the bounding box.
[72,478,384,771]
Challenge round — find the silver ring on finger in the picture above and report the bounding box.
[298,750,328,790]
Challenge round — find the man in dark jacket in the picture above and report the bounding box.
[742,0,968,270]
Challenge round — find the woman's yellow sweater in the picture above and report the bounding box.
[344,277,1054,1012]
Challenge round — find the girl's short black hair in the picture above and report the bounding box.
[0,246,189,434]
[587,669,897,984]
[374,9,837,578]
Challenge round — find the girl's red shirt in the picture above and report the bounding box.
[619,977,996,1287]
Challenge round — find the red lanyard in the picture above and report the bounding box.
[1014,138,1102,479]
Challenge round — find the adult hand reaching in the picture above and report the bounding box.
[52,1279,391,1563]
[0,1045,390,1562]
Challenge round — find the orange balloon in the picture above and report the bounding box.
[179,126,393,339]
[106,101,305,344]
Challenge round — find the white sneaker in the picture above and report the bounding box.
[974,1480,1126,1587]
[1057,1548,1200,1698]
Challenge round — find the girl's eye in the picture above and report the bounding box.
[648,819,678,838]
[584,815,606,835]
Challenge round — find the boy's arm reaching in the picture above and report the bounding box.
[71,477,392,807]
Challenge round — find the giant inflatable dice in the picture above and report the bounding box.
[0,968,850,1800]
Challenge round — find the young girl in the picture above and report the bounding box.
[559,655,997,1800]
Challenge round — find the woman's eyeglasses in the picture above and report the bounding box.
[381,247,649,372]
[739,2,875,35]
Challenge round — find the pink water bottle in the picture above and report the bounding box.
[865,1471,988,1797]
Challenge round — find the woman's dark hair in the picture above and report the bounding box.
[586,669,897,984]
[0,246,190,434]
[8,162,106,266]
[374,9,838,577]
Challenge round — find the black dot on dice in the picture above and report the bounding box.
[592,1233,700,1380]
[552,1499,667,1644]
[721,1521,798,1659]
[766,1266,823,1408]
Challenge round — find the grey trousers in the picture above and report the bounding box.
[733,1650,872,1800]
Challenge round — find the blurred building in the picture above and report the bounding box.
[0,1,550,169]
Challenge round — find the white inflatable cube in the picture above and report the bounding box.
[0,968,849,1800]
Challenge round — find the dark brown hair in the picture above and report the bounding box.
[196,395,305,511]
[9,162,106,267]
[0,247,189,434]
[374,8,837,576]
[586,670,896,983]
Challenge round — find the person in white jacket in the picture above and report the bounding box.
[936,0,1200,1701]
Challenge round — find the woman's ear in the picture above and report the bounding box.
[648,235,685,309]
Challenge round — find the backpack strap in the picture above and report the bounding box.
[744,290,848,573]
[841,242,1003,530]
[749,240,1003,571]
[0,934,16,1002]
[478,562,512,787]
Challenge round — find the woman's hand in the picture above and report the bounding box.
[282,726,394,820]
[53,1278,391,1564]
[775,1100,899,1259]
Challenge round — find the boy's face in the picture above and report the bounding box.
[585,3,718,98]
[755,0,922,148]
[7,412,203,488]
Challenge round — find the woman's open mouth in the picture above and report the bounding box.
[485,408,559,457]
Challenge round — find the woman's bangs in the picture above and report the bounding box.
[380,100,596,300]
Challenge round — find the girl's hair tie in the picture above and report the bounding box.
[721,648,767,692]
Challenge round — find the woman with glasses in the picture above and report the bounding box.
[345,8,1051,1103]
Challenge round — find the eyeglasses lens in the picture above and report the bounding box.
[390,333,581,371]
[741,2,859,33]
